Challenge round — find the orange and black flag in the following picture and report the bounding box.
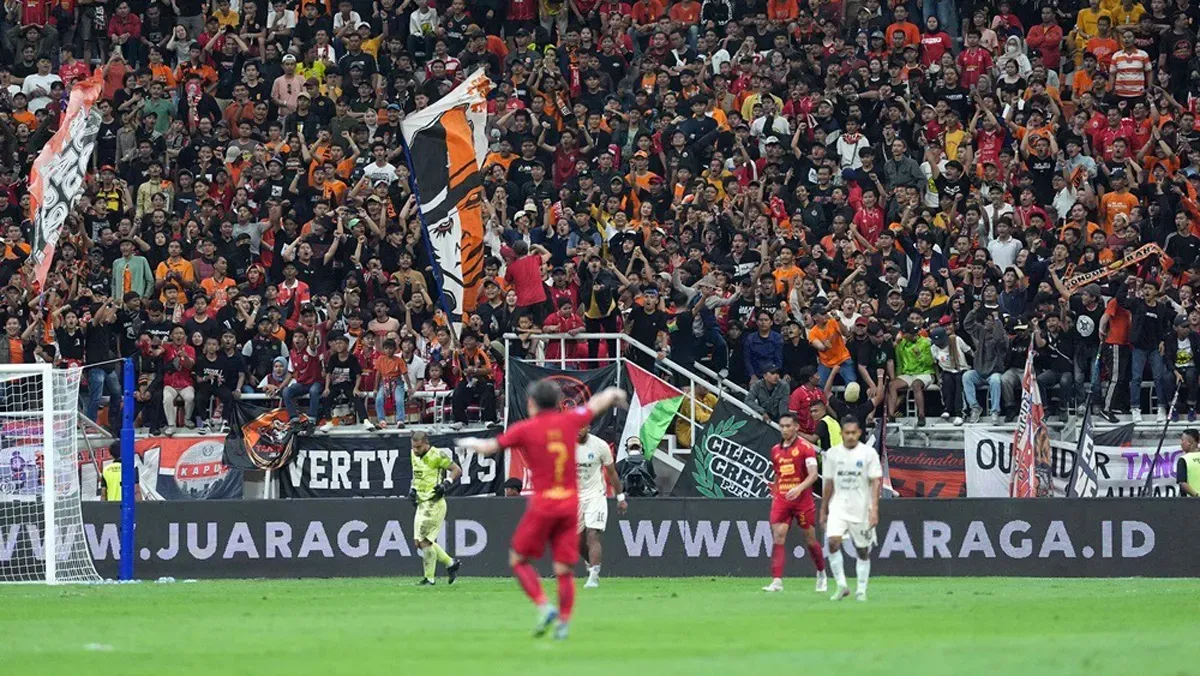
[400,70,492,322]
[222,401,297,471]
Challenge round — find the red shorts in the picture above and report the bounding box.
[769,498,816,530]
[511,498,579,564]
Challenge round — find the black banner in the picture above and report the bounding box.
[505,362,617,430]
[279,432,503,498]
[223,402,299,471]
[675,399,781,498]
[28,498,1200,579]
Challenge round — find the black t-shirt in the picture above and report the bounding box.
[856,338,893,379]
[115,309,144,357]
[628,308,668,348]
[194,353,229,387]
[325,352,361,389]
[1069,296,1104,349]
[142,319,175,343]
[84,321,117,363]
[184,316,222,343]
[95,120,120,167]
[56,327,86,361]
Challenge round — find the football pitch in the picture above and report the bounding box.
[3,577,1196,676]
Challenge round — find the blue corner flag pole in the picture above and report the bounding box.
[119,357,136,581]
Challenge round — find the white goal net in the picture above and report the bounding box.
[0,365,102,584]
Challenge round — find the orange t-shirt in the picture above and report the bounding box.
[773,265,804,296]
[1099,191,1138,234]
[807,318,851,368]
[374,353,408,382]
[7,338,24,364]
[1103,298,1130,346]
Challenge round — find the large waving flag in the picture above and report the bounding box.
[400,69,491,320]
[619,363,684,459]
[29,73,104,292]
[1011,336,1052,497]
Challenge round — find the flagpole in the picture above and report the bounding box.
[1066,348,1102,498]
[398,132,452,319]
[1141,388,1180,494]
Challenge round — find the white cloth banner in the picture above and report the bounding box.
[964,428,1182,497]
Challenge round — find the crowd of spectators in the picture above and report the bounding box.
[0,0,1199,440]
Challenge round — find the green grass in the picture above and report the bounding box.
[3,577,1197,676]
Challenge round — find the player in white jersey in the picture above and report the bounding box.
[819,416,882,602]
[575,427,626,588]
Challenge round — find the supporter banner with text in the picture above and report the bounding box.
[886,446,967,498]
[29,74,104,290]
[279,432,503,499]
[400,70,491,319]
[964,426,1177,497]
[25,498,1200,579]
[79,437,244,501]
[675,400,781,498]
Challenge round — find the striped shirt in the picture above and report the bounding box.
[1109,49,1151,98]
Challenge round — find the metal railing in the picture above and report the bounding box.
[503,332,778,454]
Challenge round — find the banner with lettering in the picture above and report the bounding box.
[885,446,967,498]
[675,399,781,498]
[29,73,104,291]
[280,432,503,499]
[79,437,244,501]
[963,425,1181,497]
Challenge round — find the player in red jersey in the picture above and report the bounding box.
[762,412,827,593]
[457,380,627,640]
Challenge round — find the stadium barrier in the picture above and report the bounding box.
[44,498,1200,579]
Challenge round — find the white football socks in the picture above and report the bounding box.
[828,549,847,588]
[856,557,871,592]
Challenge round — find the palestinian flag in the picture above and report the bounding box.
[619,363,684,459]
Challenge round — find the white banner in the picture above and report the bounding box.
[964,428,1182,497]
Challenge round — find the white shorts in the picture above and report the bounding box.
[578,494,608,532]
[826,512,876,550]
[897,374,933,387]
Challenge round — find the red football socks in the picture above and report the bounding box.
[808,543,827,573]
[556,572,576,621]
[512,562,547,606]
[771,544,786,579]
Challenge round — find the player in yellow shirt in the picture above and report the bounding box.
[409,432,463,585]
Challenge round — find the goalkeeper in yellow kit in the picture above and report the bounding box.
[408,431,463,585]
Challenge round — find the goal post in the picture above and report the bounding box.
[0,364,101,584]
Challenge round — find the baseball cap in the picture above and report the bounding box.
[930,326,948,347]
[1175,315,1190,327]
[282,54,297,63]
[1084,283,1103,297]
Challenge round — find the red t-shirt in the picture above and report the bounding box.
[956,48,993,88]
[771,437,818,505]
[497,406,594,506]
[787,384,825,433]
[58,61,90,90]
[290,347,323,385]
[853,205,885,244]
[504,254,548,308]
